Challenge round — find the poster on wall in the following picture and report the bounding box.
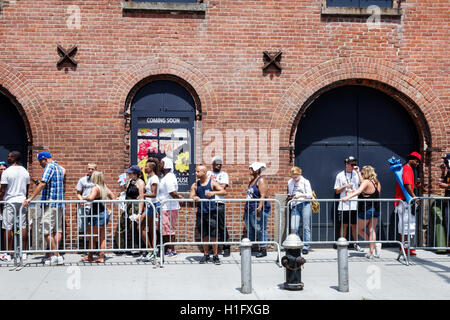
[137,128,191,189]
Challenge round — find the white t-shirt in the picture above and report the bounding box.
[159,172,180,210]
[1,165,30,202]
[287,176,312,206]
[145,174,160,203]
[207,170,229,201]
[334,170,360,211]
[76,176,95,198]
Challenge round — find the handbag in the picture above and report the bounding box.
[311,190,320,214]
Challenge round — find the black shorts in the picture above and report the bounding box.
[196,211,218,239]
[339,210,358,225]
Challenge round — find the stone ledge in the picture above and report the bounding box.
[122,1,206,13]
[321,6,403,16]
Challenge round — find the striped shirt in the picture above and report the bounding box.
[41,160,65,208]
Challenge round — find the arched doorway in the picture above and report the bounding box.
[0,92,28,167]
[130,79,197,192]
[294,85,420,241]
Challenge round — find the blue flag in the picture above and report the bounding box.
[388,157,412,204]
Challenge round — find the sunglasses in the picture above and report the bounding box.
[0,161,6,166]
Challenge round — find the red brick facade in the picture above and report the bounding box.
[0,0,448,201]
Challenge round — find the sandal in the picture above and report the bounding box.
[81,254,94,262]
[94,255,105,263]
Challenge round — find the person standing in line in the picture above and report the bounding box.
[23,151,65,266]
[244,162,271,258]
[75,163,97,235]
[191,165,226,264]
[343,165,382,259]
[159,157,183,257]
[81,171,115,263]
[394,151,422,256]
[137,159,161,261]
[334,156,363,252]
[0,161,7,260]
[0,152,30,261]
[287,166,313,255]
[438,153,450,249]
[125,165,146,257]
[207,155,231,257]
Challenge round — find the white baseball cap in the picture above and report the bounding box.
[212,155,223,164]
[249,162,266,172]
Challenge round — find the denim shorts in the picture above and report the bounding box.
[146,202,161,217]
[90,211,110,227]
[358,207,380,220]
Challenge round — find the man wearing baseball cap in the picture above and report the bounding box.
[23,151,66,265]
[394,151,422,256]
[207,155,231,257]
[334,156,363,251]
[439,153,450,248]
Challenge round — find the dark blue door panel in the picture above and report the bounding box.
[131,80,196,192]
[0,93,28,167]
[295,85,419,244]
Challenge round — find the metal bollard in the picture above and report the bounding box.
[337,237,349,292]
[240,238,252,294]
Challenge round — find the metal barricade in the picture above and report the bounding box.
[407,197,450,259]
[0,201,21,267]
[14,199,157,267]
[286,198,410,264]
[158,198,283,267]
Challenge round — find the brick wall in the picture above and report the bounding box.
[0,0,448,248]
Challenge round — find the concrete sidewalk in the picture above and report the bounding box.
[0,248,449,300]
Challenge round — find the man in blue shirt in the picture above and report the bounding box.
[23,151,66,265]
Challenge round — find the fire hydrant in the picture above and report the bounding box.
[281,233,306,290]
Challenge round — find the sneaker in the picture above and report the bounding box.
[213,255,221,265]
[409,249,417,256]
[223,248,231,257]
[56,255,64,265]
[199,254,210,264]
[44,255,58,266]
[256,249,267,258]
[0,253,11,262]
[354,244,364,252]
[302,249,309,255]
[374,243,382,258]
[141,252,155,262]
[365,252,374,259]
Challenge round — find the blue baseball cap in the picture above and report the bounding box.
[442,153,450,160]
[37,151,52,160]
[125,165,141,174]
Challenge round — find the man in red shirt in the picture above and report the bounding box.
[394,151,421,256]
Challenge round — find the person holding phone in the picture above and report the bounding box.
[334,156,363,251]
[439,153,450,249]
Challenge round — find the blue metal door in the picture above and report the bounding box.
[130,80,196,192]
[0,93,28,167]
[295,85,419,242]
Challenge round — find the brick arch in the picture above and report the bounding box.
[272,57,447,154]
[108,56,217,117]
[0,61,55,160]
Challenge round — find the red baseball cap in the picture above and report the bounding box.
[407,151,422,161]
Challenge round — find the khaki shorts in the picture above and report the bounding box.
[41,206,64,235]
[2,203,28,230]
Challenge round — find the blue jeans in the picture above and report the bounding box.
[244,208,271,248]
[290,203,312,250]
